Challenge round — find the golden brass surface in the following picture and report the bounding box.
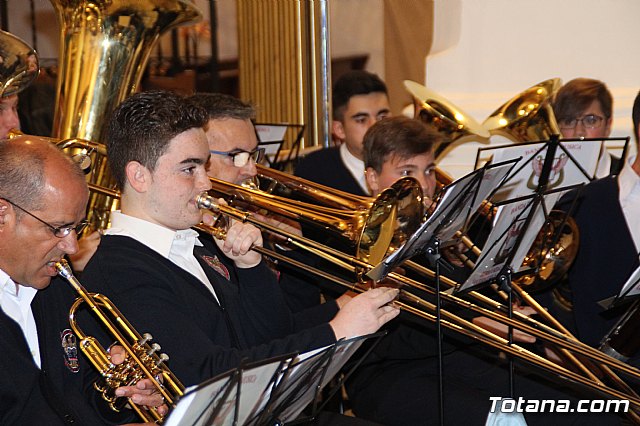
[0,30,39,97]
[56,260,184,423]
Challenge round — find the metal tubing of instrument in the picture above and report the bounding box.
[57,260,183,423]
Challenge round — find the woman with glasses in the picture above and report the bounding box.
[552,77,618,177]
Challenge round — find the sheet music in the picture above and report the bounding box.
[459,190,565,293]
[615,265,640,299]
[164,373,235,426]
[490,140,600,201]
[164,336,368,426]
[273,338,366,422]
[254,124,288,142]
[367,160,515,282]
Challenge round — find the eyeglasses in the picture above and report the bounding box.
[0,197,88,238]
[558,114,605,130]
[209,148,265,168]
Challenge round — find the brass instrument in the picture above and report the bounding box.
[0,30,39,98]
[206,176,424,266]
[49,0,202,230]
[600,299,640,362]
[192,189,640,416]
[82,172,640,417]
[56,259,184,423]
[483,78,562,142]
[404,80,491,161]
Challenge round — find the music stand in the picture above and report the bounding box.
[365,158,516,425]
[254,123,305,170]
[474,136,622,203]
[256,332,384,426]
[164,354,293,426]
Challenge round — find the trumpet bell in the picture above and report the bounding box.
[483,78,562,142]
[404,80,490,160]
[0,29,39,97]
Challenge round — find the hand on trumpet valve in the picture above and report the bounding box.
[108,345,169,416]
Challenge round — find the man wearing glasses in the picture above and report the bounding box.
[546,90,640,357]
[188,92,354,328]
[0,136,165,424]
[552,77,618,177]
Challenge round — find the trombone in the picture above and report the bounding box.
[199,170,640,418]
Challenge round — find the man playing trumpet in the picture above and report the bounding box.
[0,136,167,425]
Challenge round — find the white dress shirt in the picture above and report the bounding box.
[0,268,40,367]
[105,211,220,304]
[339,143,369,194]
[618,156,640,254]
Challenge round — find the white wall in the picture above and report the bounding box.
[426,0,640,176]
[329,0,385,76]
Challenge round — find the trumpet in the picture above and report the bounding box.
[56,260,184,423]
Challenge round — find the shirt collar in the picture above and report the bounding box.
[0,268,17,300]
[105,211,203,259]
[618,155,640,200]
[0,267,37,304]
[339,143,368,193]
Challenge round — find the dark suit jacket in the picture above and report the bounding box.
[80,235,337,387]
[295,147,368,197]
[557,175,639,347]
[0,279,127,425]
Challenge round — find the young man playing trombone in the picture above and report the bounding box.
[80,91,399,405]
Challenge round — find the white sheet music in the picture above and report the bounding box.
[163,335,368,426]
[491,140,600,201]
[616,265,640,299]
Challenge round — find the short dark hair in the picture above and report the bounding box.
[363,116,442,173]
[106,90,208,189]
[188,93,256,121]
[552,78,613,121]
[0,137,83,212]
[332,70,387,121]
[633,90,640,143]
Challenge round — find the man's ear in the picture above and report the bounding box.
[332,120,346,141]
[365,167,379,195]
[124,161,151,193]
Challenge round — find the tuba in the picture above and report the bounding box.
[0,30,39,98]
[483,78,562,142]
[50,0,202,230]
[404,80,491,161]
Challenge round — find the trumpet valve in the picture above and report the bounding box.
[147,342,161,356]
[157,353,170,366]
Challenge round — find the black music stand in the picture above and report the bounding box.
[163,354,293,426]
[474,136,627,202]
[365,159,516,426]
[598,263,640,361]
[254,122,305,170]
[256,332,385,426]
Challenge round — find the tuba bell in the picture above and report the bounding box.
[49,0,202,230]
[404,79,491,161]
[0,29,39,98]
[483,78,562,142]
